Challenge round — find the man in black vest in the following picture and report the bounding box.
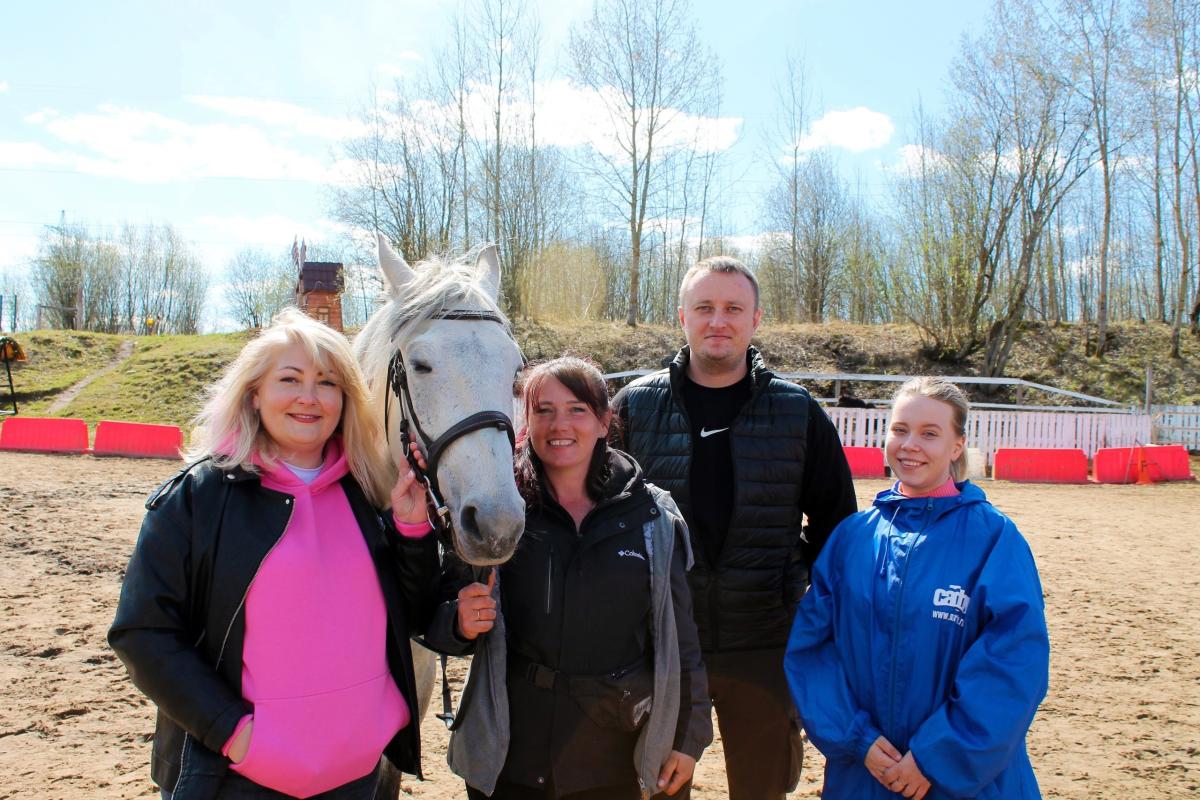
[612,256,857,800]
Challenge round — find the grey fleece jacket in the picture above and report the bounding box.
[445,485,711,798]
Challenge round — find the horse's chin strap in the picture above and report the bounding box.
[383,309,518,538]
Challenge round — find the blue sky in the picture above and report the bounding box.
[0,0,988,327]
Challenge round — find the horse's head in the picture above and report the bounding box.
[358,234,525,565]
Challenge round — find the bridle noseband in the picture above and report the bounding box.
[384,309,518,531]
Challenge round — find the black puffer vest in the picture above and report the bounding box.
[617,346,812,652]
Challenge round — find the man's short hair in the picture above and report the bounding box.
[678,256,760,310]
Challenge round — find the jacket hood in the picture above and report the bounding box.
[255,436,351,493]
[533,445,648,511]
[668,345,773,396]
[597,446,645,504]
[873,479,989,523]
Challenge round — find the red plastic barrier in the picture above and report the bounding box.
[993,448,1090,483]
[1094,445,1195,484]
[93,420,183,459]
[0,417,89,454]
[843,446,886,478]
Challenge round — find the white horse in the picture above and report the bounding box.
[355,234,526,728]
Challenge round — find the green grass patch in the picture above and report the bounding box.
[2,320,1197,430]
[65,332,251,428]
[4,330,127,415]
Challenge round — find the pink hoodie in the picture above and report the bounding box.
[226,440,426,798]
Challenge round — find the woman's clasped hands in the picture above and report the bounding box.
[866,735,931,799]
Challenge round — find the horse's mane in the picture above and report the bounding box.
[355,251,509,400]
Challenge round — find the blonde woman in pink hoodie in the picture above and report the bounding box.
[111,308,438,800]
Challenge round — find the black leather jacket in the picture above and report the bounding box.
[108,460,439,800]
[613,346,857,653]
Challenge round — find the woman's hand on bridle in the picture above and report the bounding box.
[390,442,430,525]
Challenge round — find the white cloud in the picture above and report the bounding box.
[533,80,740,157]
[0,81,9,93]
[11,79,741,191]
[371,78,741,161]
[796,107,894,153]
[376,54,424,79]
[0,229,40,272]
[188,214,354,295]
[15,104,346,184]
[891,143,950,176]
[721,233,773,257]
[193,213,348,258]
[185,95,365,139]
[23,109,58,124]
[0,140,72,169]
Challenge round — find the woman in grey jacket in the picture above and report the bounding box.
[426,356,712,800]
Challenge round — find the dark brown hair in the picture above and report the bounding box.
[514,356,614,505]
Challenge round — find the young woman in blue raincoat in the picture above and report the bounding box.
[785,377,1049,799]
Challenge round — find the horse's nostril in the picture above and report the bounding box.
[460,505,481,541]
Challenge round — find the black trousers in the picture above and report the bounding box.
[706,647,802,800]
[466,779,691,800]
[161,764,378,800]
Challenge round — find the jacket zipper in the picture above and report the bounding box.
[171,491,293,797]
[214,497,294,669]
[670,357,763,653]
[545,542,554,616]
[886,499,932,739]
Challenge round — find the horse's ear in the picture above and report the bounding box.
[377,232,416,296]
[476,244,501,300]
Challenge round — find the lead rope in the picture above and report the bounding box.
[435,652,454,728]
[433,565,494,729]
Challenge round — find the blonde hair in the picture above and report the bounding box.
[893,376,970,481]
[186,308,391,506]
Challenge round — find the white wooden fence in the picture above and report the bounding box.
[1152,405,1200,450]
[826,408,1153,466]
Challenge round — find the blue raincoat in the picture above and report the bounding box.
[785,481,1049,799]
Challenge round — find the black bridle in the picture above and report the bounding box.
[383,309,518,531]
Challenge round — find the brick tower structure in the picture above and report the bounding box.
[293,239,345,331]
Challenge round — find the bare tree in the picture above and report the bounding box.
[888,108,999,359]
[1130,2,1172,322]
[31,221,207,334]
[569,0,717,326]
[1056,0,1130,356]
[223,248,295,329]
[763,53,812,323]
[1153,0,1198,356]
[333,83,461,262]
[0,266,30,331]
[148,225,207,334]
[32,223,88,329]
[973,1,1095,377]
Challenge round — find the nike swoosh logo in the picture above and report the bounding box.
[699,427,729,438]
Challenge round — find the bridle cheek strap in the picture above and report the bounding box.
[383,309,519,530]
[424,412,515,483]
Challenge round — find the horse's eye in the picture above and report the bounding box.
[412,361,433,374]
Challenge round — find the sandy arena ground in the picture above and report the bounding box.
[1,451,1197,799]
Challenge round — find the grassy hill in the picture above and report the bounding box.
[2,320,1197,431]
